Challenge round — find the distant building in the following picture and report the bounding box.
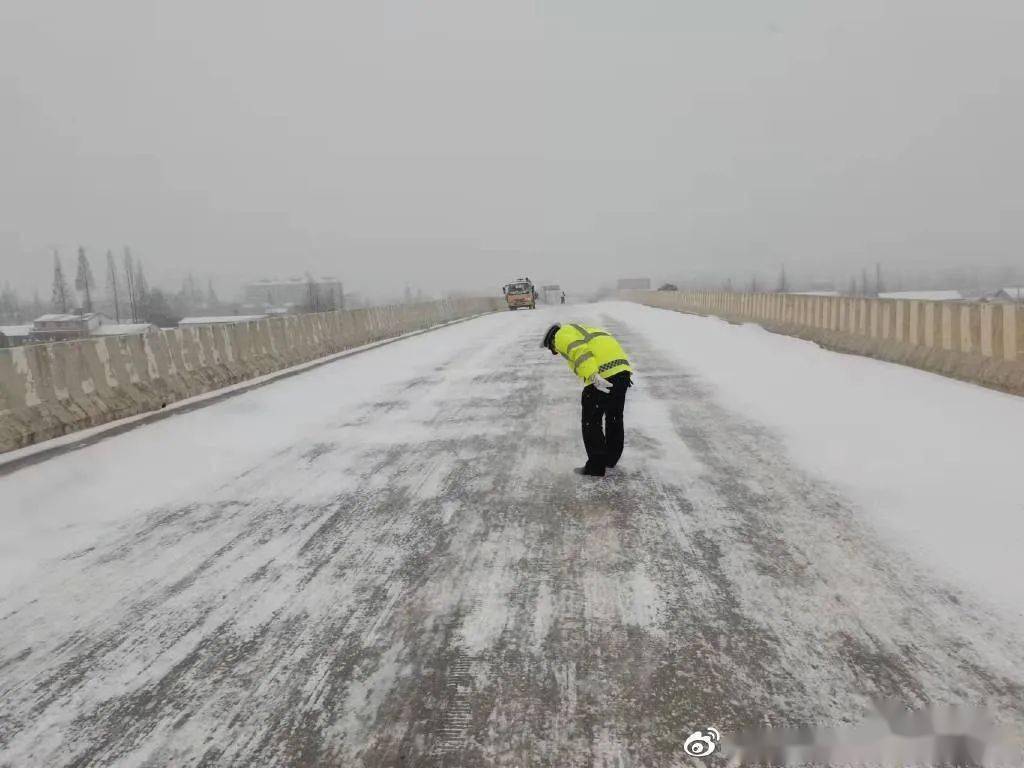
[29,312,107,343]
[878,290,963,302]
[617,277,651,290]
[243,277,344,310]
[179,315,268,327]
[0,325,32,348]
[24,314,160,344]
[988,287,1024,302]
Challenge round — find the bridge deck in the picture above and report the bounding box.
[2,303,1022,766]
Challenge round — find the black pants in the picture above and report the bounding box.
[581,372,631,475]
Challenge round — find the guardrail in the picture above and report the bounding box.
[621,290,1024,396]
[0,297,504,453]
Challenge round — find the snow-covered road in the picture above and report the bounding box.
[2,302,1023,766]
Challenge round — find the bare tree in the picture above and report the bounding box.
[206,279,219,311]
[51,250,71,313]
[179,273,203,313]
[0,283,22,322]
[305,272,321,312]
[143,288,178,327]
[133,259,150,320]
[105,251,121,323]
[875,262,885,296]
[123,247,138,322]
[75,246,95,312]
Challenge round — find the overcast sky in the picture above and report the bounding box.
[2,0,1022,299]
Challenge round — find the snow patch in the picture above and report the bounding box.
[604,301,1024,619]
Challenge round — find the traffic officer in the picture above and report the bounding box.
[541,323,632,477]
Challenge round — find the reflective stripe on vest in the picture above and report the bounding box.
[598,358,629,374]
[572,351,594,373]
[566,325,610,355]
[571,324,610,342]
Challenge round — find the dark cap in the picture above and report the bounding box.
[541,323,560,352]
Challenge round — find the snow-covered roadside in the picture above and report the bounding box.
[603,301,1024,619]
[0,312,494,470]
[0,311,517,593]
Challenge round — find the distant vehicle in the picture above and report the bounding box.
[502,278,537,310]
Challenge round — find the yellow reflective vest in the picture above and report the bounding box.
[553,324,632,384]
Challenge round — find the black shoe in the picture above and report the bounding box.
[574,466,605,477]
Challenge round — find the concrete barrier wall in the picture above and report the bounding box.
[622,290,1024,397]
[0,297,504,453]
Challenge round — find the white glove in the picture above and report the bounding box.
[589,373,613,393]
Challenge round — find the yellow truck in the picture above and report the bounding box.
[502,278,537,310]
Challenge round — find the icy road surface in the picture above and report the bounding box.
[2,302,1023,766]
